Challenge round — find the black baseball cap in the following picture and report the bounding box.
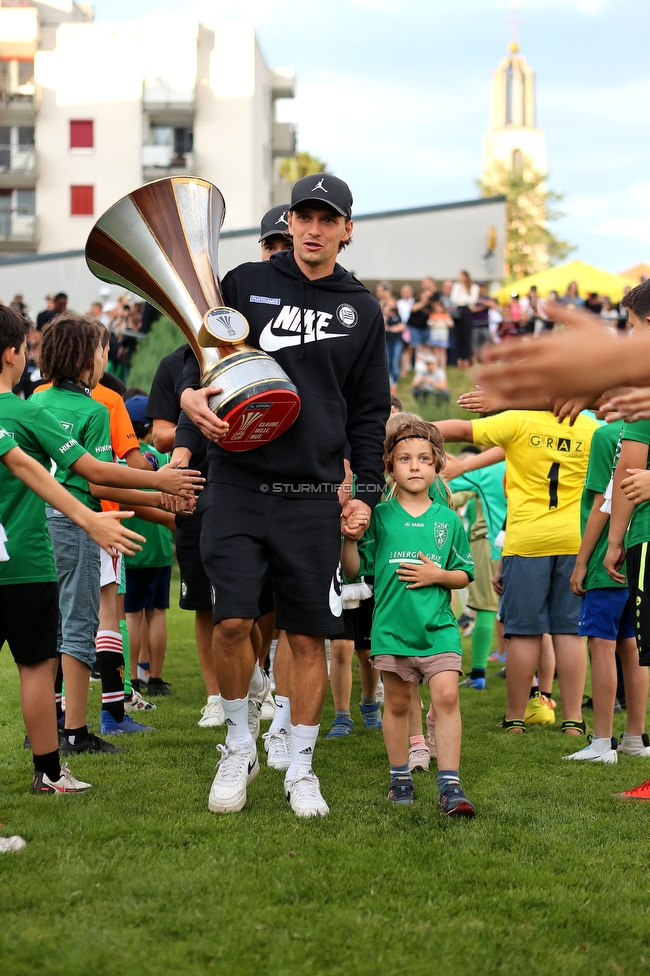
[259,204,291,242]
[290,173,353,220]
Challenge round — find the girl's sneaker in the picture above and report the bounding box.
[408,745,430,773]
[563,736,618,764]
[617,733,650,757]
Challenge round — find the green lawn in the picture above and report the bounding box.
[2,584,650,976]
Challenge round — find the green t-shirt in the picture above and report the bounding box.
[31,384,112,512]
[0,392,86,583]
[124,444,174,570]
[357,497,474,657]
[621,419,650,551]
[580,420,624,590]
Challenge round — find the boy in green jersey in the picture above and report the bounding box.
[27,315,201,755]
[342,418,475,816]
[0,306,145,793]
[566,420,650,764]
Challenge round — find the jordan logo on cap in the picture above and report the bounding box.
[312,178,327,192]
[275,211,288,226]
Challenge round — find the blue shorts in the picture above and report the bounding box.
[578,588,634,641]
[500,554,580,637]
[409,326,430,348]
[125,565,172,613]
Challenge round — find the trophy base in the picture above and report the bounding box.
[204,350,301,452]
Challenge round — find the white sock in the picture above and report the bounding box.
[269,695,291,735]
[287,723,319,780]
[248,665,266,697]
[621,733,644,747]
[222,697,254,747]
[589,736,613,754]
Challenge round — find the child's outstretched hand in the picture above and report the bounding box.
[620,468,650,504]
[397,552,441,588]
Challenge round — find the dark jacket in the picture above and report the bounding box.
[176,250,389,509]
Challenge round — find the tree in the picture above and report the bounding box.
[479,156,574,281]
[278,151,327,184]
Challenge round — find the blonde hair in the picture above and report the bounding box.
[383,412,450,502]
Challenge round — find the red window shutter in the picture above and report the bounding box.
[70,120,93,149]
[70,185,94,216]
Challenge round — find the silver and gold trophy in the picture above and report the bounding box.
[85,177,300,451]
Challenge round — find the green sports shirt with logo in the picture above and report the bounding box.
[580,420,624,590]
[356,497,474,657]
[124,445,173,570]
[0,392,86,583]
[620,419,650,551]
[31,384,112,511]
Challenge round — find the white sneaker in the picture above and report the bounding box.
[124,689,157,712]
[618,733,650,757]
[262,729,291,770]
[32,762,92,794]
[260,689,275,722]
[208,740,259,813]
[284,765,329,817]
[248,671,271,740]
[408,745,430,773]
[0,835,26,852]
[198,696,225,728]
[563,737,618,764]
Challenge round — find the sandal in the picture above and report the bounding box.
[500,718,526,734]
[561,720,587,736]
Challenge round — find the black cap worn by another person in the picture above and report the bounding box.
[290,173,353,220]
[258,204,291,242]
[124,395,151,430]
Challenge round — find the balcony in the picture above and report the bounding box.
[142,144,195,181]
[0,144,35,187]
[0,210,38,253]
[272,122,296,157]
[270,68,295,100]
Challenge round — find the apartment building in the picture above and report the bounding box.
[0,0,295,257]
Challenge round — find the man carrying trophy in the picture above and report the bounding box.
[177,174,390,818]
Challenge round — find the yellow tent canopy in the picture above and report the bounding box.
[491,259,637,305]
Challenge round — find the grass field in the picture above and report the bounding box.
[2,370,650,975]
[2,586,650,976]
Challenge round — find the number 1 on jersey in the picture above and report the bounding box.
[547,461,559,509]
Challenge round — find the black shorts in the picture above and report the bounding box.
[624,542,650,666]
[198,483,343,634]
[0,581,58,665]
[124,566,172,613]
[328,596,374,649]
[175,511,212,611]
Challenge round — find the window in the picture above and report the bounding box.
[70,120,93,149]
[70,185,94,216]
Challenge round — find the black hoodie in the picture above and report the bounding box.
[176,249,390,509]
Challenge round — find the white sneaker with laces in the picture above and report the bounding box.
[284,765,329,818]
[564,736,618,763]
[124,689,156,712]
[32,762,92,794]
[208,740,259,813]
[262,729,291,770]
[260,689,275,722]
[248,671,271,740]
[408,745,430,773]
[198,696,225,728]
[618,732,650,757]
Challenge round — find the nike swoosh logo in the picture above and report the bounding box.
[259,321,347,352]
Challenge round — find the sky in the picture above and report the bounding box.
[94,0,650,274]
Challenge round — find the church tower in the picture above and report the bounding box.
[482,41,546,178]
